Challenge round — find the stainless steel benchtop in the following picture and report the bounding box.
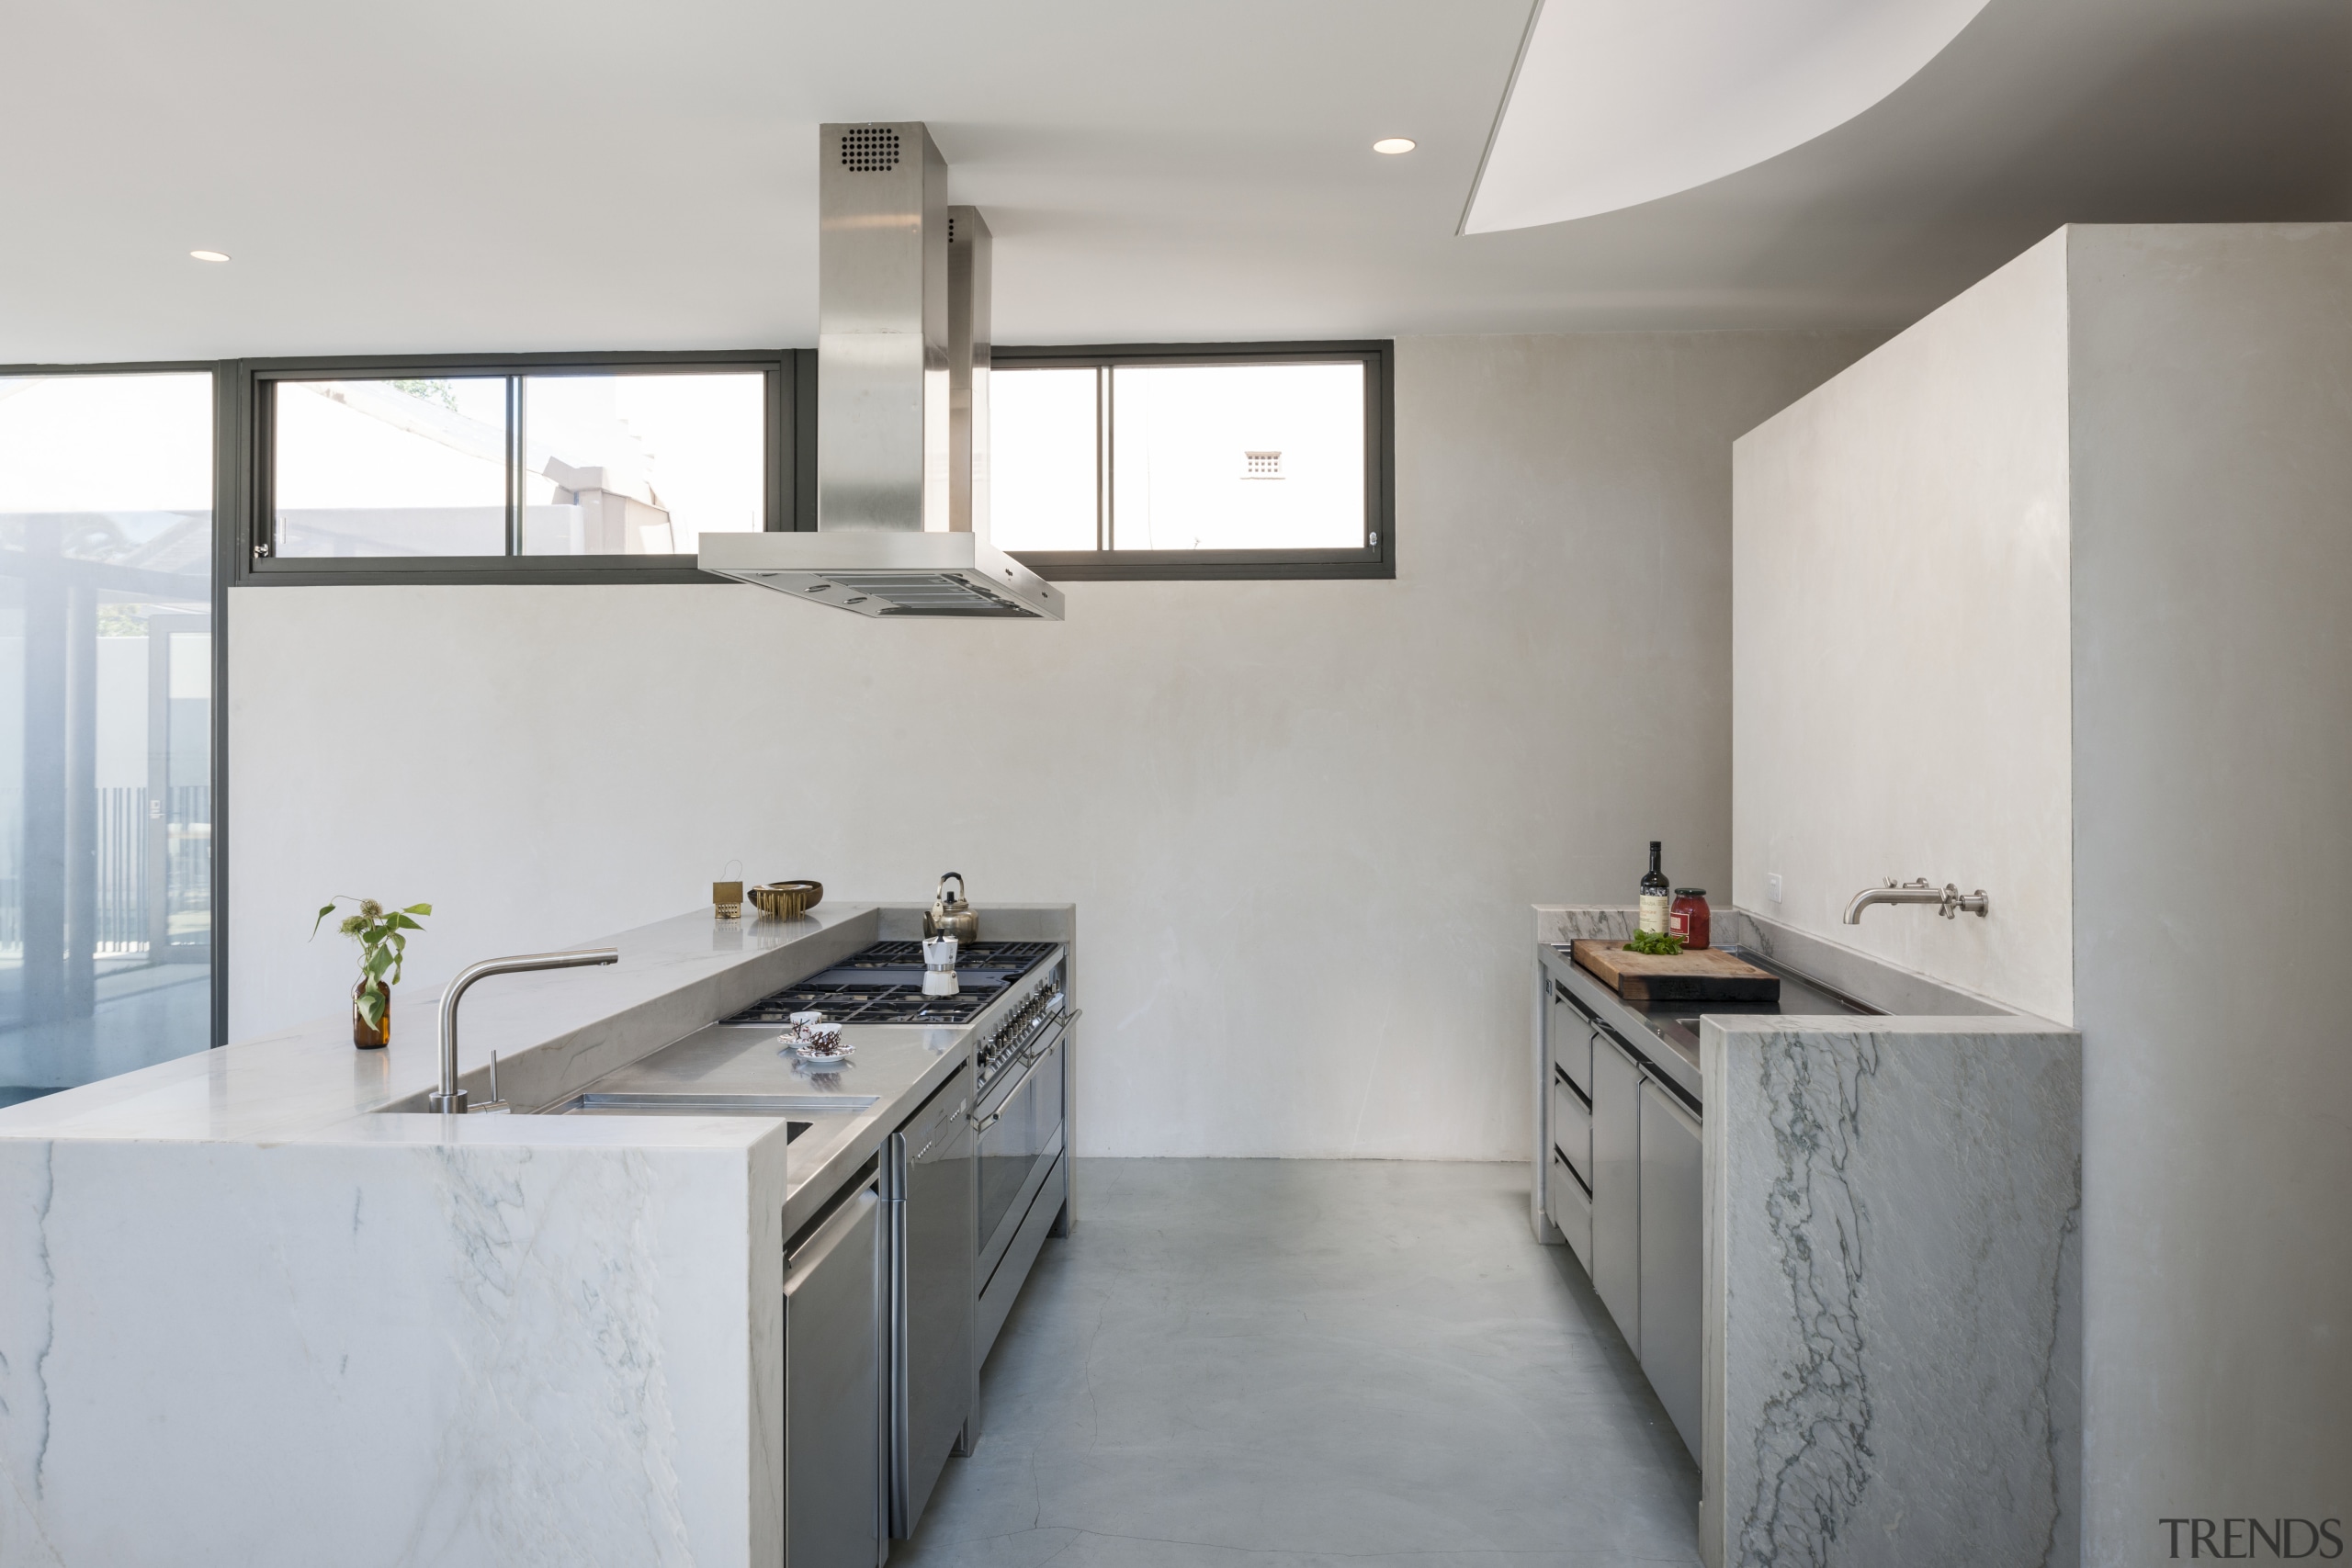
[1538,942,1878,1108]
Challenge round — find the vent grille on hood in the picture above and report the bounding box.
[828,573,1028,615]
[839,126,900,171]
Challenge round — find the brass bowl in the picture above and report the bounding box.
[749,880,824,919]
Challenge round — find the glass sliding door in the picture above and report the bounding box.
[0,370,214,1104]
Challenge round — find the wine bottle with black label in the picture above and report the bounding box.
[1639,841,1670,934]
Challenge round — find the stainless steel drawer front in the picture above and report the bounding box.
[1548,1144,1593,1269]
[1550,983,1593,1099]
[785,1182,882,1568]
[978,1147,1066,1366]
[1552,1071,1592,1190]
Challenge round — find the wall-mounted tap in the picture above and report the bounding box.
[1842,878,1989,925]
[429,948,619,1113]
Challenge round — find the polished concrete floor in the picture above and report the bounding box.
[899,1158,1702,1568]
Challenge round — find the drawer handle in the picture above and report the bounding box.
[1552,1145,1591,1199]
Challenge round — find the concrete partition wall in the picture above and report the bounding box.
[1731,234,2076,1023]
[2065,225,2352,1560]
[1732,223,2352,1563]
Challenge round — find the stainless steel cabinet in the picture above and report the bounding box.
[1536,980,1597,1247]
[885,1066,975,1540]
[1589,1028,1645,1352]
[784,1181,882,1568]
[1537,964,1706,1464]
[1638,1079,1703,1458]
[1548,1072,1594,1267]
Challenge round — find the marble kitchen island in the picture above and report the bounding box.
[1531,908,2082,1568]
[0,900,1076,1568]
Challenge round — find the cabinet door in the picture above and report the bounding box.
[1589,1030,1644,1352]
[1638,1080,1703,1461]
[785,1186,882,1568]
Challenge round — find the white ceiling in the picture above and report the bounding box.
[1463,0,1992,233]
[2,0,2346,363]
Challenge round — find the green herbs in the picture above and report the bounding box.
[1624,928,1685,956]
[311,897,432,1029]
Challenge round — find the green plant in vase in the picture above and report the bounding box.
[312,897,431,1049]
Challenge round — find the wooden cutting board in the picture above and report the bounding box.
[1570,940,1781,1003]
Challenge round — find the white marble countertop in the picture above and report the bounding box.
[0,901,883,1148]
[0,899,1078,1566]
[0,898,1075,1235]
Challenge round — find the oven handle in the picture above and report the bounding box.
[971,1011,1079,1133]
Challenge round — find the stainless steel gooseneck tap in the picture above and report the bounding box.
[1842,878,1990,925]
[429,948,619,1113]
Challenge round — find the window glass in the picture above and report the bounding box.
[274,378,507,557]
[989,367,1099,551]
[1109,362,1364,551]
[272,369,766,558]
[520,372,763,556]
[0,371,214,1103]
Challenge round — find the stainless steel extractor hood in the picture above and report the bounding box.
[698,122,1062,620]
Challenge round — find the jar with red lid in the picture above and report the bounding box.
[1668,889,1711,950]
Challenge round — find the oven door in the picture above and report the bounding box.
[974,1031,1066,1287]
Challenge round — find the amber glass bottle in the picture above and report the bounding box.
[352,978,390,1049]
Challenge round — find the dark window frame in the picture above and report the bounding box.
[990,339,1396,581]
[232,348,800,588]
[0,356,232,1046]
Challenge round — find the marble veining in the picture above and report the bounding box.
[1704,1018,2081,1568]
[1741,1030,1881,1566]
[0,902,1077,1568]
[1532,904,1640,944]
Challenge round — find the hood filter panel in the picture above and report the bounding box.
[826,572,1031,616]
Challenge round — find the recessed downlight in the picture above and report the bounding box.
[1372,138,1416,155]
[189,250,231,263]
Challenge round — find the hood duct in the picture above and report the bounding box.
[698,122,1062,620]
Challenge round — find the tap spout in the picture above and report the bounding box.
[1843,879,1989,925]
[429,948,619,1113]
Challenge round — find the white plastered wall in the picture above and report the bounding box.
[2065,223,2352,1562]
[1732,231,2075,1022]
[1728,223,2352,1562]
[227,331,1873,1159]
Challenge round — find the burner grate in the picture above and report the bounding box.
[718,941,1056,1028]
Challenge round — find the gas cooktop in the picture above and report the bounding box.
[721,941,1057,1027]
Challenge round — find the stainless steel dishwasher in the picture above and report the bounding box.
[1638,1077,1703,1457]
[784,1178,882,1568]
[884,1064,975,1540]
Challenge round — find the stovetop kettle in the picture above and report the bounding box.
[922,872,978,944]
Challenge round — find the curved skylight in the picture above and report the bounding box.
[1462,0,1991,233]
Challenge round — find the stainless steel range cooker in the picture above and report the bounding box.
[731,936,1075,1549]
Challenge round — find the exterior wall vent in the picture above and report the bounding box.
[1244,450,1283,479]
